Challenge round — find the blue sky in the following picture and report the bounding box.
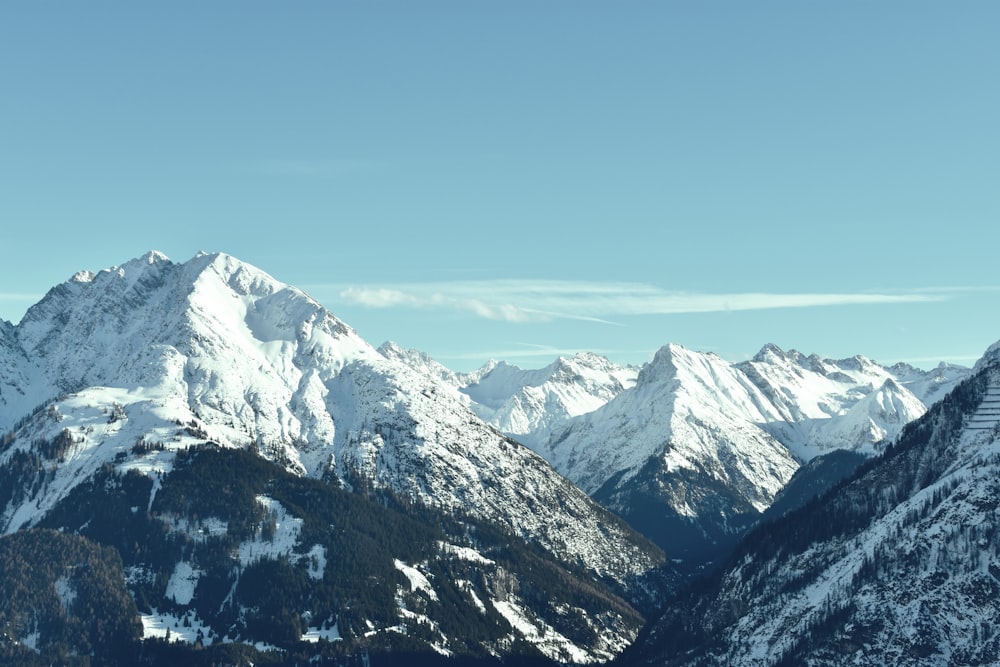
[2,2,999,371]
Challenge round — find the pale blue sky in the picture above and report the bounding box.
[2,2,999,371]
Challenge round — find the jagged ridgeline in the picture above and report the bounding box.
[623,363,1000,667]
[26,444,647,665]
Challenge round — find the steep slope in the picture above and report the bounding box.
[0,251,664,662]
[382,343,638,450]
[378,340,466,389]
[759,449,867,522]
[460,353,638,448]
[736,344,969,459]
[889,359,973,405]
[542,344,799,569]
[807,378,928,455]
[25,445,647,664]
[0,318,55,425]
[627,355,1000,667]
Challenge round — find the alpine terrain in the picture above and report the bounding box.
[380,341,639,449]
[428,341,967,571]
[0,249,987,666]
[623,345,1000,666]
[0,251,664,665]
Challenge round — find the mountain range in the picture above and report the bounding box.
[388,328,968,569]
[622,354,1000,666]
[0,250,993,665]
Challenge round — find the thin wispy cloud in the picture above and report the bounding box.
[883,285,1000,295]
[335,280,948,324]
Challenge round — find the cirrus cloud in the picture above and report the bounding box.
[335,280,947,325]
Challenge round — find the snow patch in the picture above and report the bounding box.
[394,559,438,601]
[302,622,342,643]
[166,561,201,605]
[141,609,214,645]
[305,544,327,580]
[438,541,494,565]
[457,579,487,614]
[237,495,303,566]
[162,515,229,542]
[492,599,591,664]
[54,575,76,611]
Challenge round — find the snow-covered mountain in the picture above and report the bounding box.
[736,343,969,459]
[0,251,664,662]
[809,377,928,453]
[381,343,639,449]
[378,340,466,389]
[460,352,638,448]
[382,335,968,572]
[536,343,799,568]
[518,342,968,569]
[627,349,1000,667]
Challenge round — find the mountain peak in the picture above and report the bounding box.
[377,341,461,387]
[753,342,788,362]
[113,249,173,276]
[880,376,903,393]
[185,250,285,299]
[637,342,728,388]
[3,250,662,603]
[70,270,96,283]
[142,249,171,264]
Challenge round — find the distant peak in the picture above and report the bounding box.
[186,251,238,273]
[637,344,683,385]
[665,341,691,355]
[113,250,173,274]
[378,341,436,364]
[379,340,405,355]
[189,250,235,267]
[141,250,171,264]
[753,343,787,362]
[880,377,903,392]
[477,359,500,372]
[70,270,96,283]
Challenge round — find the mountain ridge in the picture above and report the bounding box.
[0,250,665,663]
[379,327,970,572]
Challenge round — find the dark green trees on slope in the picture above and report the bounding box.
[13,444,649,665]
[0,529,140,666]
